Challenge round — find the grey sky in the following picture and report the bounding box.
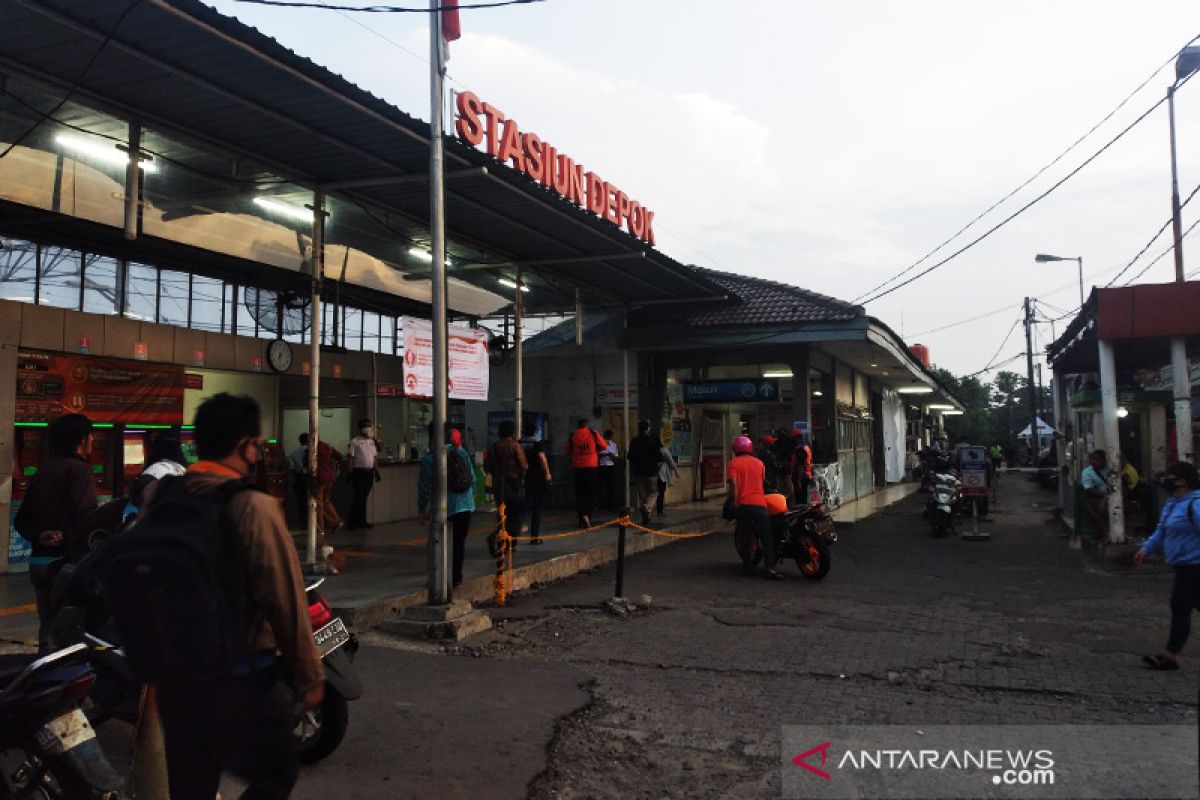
[209,0,1200,378]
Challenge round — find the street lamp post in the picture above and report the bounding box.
[1034,253,1084,309]
[1168,46,1200,464]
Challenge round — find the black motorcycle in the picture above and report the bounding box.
[48,550,362,765]
[0,643,123,799]
[734,502,836,580]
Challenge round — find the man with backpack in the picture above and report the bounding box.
[1136,461,1200,671]
[106,393,323,799]
[419,422,476,590]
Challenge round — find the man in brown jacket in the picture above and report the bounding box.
[484,419,528,556]
[147,393,324,799]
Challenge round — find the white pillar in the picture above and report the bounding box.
[1098,339,1125,544]
[1171,337,1192,464]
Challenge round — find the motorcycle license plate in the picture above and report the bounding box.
[36,708,96,755]
[314,617,351,657]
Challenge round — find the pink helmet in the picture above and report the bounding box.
[732,435,753,455]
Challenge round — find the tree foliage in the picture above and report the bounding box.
[934,367,1053,449]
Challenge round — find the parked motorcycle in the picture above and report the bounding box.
[0,643,123,799]
[49,551,362,765]
[926,470,961,537]
[735,499,836,580]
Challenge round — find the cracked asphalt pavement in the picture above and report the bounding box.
[298,475,1196,798]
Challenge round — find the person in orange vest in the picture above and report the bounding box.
[565,419,607,528]
[791,430,814,504]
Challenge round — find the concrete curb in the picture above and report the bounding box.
[334,514,728,628]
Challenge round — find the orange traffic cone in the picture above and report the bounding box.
[129,686,170,799]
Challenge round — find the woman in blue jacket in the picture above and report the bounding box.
[418,423,476,591]
[1136,461,1200,670]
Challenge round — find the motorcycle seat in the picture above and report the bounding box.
[0,652,39,692]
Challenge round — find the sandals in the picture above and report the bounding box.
[765,569,785,581]
[1142,654,1179,671]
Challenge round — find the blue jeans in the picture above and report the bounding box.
[736,505,777,571]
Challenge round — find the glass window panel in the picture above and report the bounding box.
[82,254,120,315]
[190,274,224,332]
[0,238,38,303]
[124,263,157,322]
[158,269,189,327]
[234,285,258,338]
[321,300,335,346]
[140,128,311,273]
[38,246,81,310]
[384,316,397,354]
[283,298,308,344]
[362,311,380,353]
[344,307,363,351]
[0,78,127,229]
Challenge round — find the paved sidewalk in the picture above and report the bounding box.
[0,499,729,644]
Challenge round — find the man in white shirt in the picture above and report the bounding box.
[346,419,379,530]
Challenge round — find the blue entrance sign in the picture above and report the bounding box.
[682,379,780,404]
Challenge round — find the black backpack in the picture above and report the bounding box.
[99,476,256,685]
[447,448,474,494]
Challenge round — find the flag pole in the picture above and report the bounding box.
[427,0,450,605]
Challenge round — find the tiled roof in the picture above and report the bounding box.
[685,267,864,327]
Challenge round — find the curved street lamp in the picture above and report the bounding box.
[1034,253,1084,309]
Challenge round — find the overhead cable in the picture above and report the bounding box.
[851,32,1200,305]
[1105,180,1200,286]
[856,90,1171,306]
[908,303,1021,337]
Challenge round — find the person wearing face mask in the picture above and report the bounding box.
[139,393,323,797]
[1135,461,1200,671]
[346,418,380,530]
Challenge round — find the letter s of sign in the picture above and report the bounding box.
[522,132,544,181]
[455,91,484,146]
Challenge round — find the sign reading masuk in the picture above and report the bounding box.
[400,317,490,401]
[455,91,656,245]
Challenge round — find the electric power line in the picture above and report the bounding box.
[857,88,1173,306]
[971,317,1023,377]
[963,352,1027,380]
[1121,214,1200,285]
[908,303,1021,337]
[1105,180,1200,286]
[851,31,1200,305]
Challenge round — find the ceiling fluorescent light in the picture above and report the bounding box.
[408,247,433,263]
[762,370,793,378]
[253,196,313,223]
[55,133,156,173]
[812,390,823,397]
[928,404,956,410]
[498,277,530,293]
[897,387,934,395]
[941,409,964,415]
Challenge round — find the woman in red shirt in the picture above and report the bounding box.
[728,435,782,579]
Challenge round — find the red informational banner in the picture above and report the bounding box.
[16,350,185,425]
[400,316,490,401]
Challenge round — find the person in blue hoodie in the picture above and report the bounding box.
[1135,461,1200,670]
[418,422,476,592]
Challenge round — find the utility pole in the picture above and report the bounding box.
[1024,297,1039,459]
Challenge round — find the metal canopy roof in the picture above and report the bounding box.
[2,0,727,314]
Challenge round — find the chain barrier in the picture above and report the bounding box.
[490,507,727,605]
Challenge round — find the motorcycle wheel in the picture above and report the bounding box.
[792,532,831,580]
[294,687,349,765]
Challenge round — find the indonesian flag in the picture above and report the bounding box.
[442,0,461,43]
